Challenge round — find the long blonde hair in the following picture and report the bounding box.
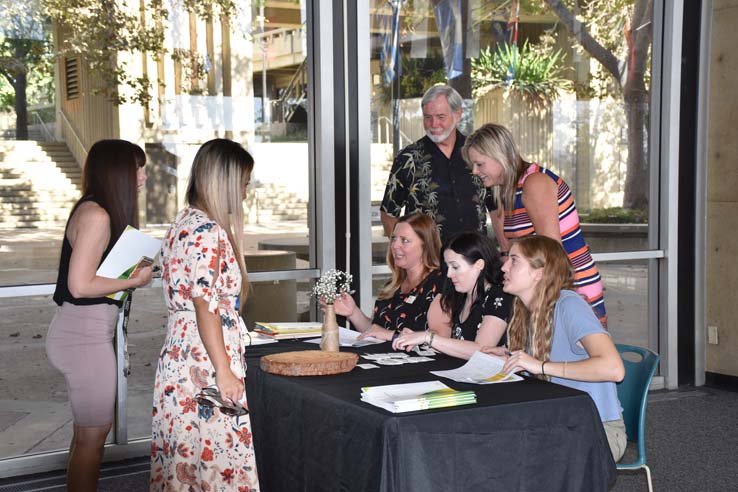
[461,123,530,211]
[379,213,441,299]
[185,139,254,305]
[507,236,574,379]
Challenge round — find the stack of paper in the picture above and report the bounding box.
[430,351,523,384]
[254,322,323,339]
[360,380,476,413]
[244,330,279,346]
[303,327,385,347]
[96,226,161,301]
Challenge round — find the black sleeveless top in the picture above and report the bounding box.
[53,198,121,307]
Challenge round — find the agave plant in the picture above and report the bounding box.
[472,40,571,105]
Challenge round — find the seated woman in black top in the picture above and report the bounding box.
[394,232,512,359]
[331,213,451,341]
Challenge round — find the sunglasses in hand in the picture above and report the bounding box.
[195,386,249,417]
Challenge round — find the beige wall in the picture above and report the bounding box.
[706,0,738,377]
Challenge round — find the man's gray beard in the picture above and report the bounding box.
[425,119,458,144]
[426,127,455,143]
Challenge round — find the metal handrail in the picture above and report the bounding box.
[274,58,308,123]
[30,111,54,142]
[57,109,88,161]
[252,25,305,42]
[376,116,412,148]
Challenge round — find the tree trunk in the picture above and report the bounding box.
[14,70,28,140]
[12,41,29,141]
[622,89,649,210]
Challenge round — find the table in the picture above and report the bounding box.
[245,342,616,492]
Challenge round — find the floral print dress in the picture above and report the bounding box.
[150,207,259,492]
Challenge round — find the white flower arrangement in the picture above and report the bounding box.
[312,269,353,305]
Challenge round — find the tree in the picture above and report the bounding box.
[0,0,52,140]
[43,0,241,107]
[542,0,652,210]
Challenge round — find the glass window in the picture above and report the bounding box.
[0,0,318,468]
[367,0,657,347]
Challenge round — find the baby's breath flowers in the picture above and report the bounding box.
[312,269,353,305]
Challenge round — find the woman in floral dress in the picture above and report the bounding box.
[150,139,259,491]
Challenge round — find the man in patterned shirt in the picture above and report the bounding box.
[380,85,495,245]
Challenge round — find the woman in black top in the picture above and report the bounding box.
[331,213,451,341]
[46,140,153,492]
[394,232,512,359]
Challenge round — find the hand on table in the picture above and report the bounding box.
[502,350,541,376]
[357,326,392,341]
[392,329,425,351]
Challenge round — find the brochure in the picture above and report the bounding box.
[303,327,384,347]
[254,322,323,339]
[430,350,523,384]
[96,226,161,301]
[361,380,477,413]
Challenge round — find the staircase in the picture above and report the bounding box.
[0,141,81,228]
[246,182,308,223]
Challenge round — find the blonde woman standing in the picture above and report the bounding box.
[150,139,259,491]
[462,123,607,326]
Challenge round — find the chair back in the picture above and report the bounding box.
[615,344,659,462]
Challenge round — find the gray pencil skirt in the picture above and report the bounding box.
[46,302,119,427]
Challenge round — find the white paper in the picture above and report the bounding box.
[303,327,385,347]
[244,331,278,346]
[256,322,322,332]
[96,226,161,300]
[430,351,523,384]
[362,380,450,399]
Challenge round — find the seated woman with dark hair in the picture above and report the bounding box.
[393,232,513,359]
[330,212,450,341]
[483,235,626,461]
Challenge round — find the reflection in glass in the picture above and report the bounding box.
[369,1,653,259]
[0,295,114,460]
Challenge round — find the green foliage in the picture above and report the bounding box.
[43,0,240,106]
[0,0,55,113]
[582,207,647,224]
[472,40,571,104]
[399,55,447,98]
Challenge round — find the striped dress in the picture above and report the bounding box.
[504,164,607,322]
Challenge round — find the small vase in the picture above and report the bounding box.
[320,303,340,352]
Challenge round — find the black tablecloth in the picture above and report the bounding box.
[245,341,616,492]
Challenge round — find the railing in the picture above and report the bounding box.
[253,25,306,60]
[30,111,55,142]
[271,58,308,124]
[58,109,88,165]
[375,116,412,149]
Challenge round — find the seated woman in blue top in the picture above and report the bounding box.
[484,235,626,461]
[331,212,450,341]
[393,232,513,359]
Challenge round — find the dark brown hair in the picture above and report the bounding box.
[79,139,146,244]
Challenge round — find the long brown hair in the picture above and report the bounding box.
[506,236,574,379]
[79,139,145,244]
[379,213,441,299]
[461,123,530,212]
[185,139,254,304]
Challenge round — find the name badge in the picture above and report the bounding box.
[404,295,417,304]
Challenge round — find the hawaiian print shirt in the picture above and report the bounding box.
[380,131,495,244]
